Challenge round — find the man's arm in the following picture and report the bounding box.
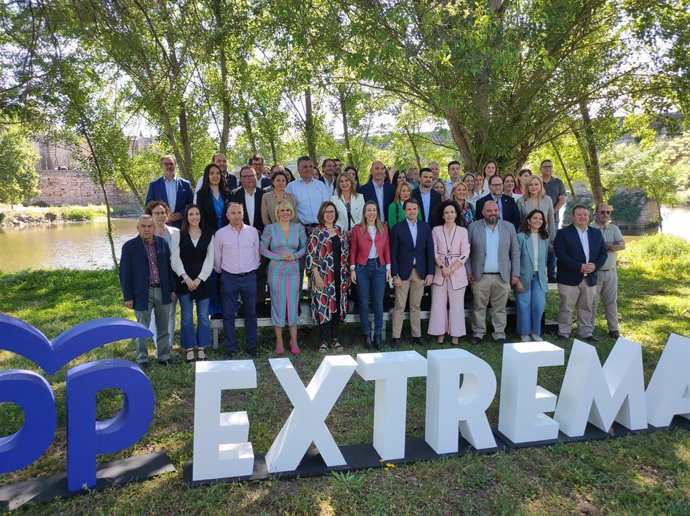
[119,242,134,307]
[553,180,567,212]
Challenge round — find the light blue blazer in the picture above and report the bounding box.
[517,232,549,293]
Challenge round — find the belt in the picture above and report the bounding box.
[225,270,256,277]
[304,223,319,228]
[484,272,500,275]
[149,283,161,287]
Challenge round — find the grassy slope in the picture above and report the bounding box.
[1,235,689,514]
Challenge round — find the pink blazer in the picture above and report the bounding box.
[349,224,391,267]
[431,225,470,289]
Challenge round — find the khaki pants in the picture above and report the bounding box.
[590,268,619,332]
[471,273,510,340]
[557,279,596,337]
[392,268,425,338]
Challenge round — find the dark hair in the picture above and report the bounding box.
[462,173,475,182]
[297,156,312,169]
[572,203,590,214]
[317,201,339,226]
[271,171,288,186]
[392,170,407,185]
[438,199,457,217]
[284,167,295,182]
[270,163,284,173]
[201,163,230,195]
[518,168,532,177]
[403,197,420,209]
[447,160,461,170]
[239,165,255,179]
[419,167,433,176]
[503,173,516,186]
[489,174,504,186]
[322,158,336,168]
[483,160,498,178]
[248,153,264,165]
[540,159,552,167]
[144,200,170,215]
[521,209,549,240]
[181,204,203,232]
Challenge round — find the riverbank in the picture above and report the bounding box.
[0,204,137,228]
[1,234,689,513]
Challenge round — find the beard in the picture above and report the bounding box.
[486,215,498,225]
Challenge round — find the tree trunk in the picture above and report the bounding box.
[178,105,193,181]
[446,108,477,173]
[402,125,422,170]
[211,0,230,153]
[577,100,605,205]
[338,86,353,166]
[243,109,257,154]
[551,141,577,202]
[304,87,318,162]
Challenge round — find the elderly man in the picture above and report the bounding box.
[145,155,194,228]
[120,214,177,366]
[358,160,395,222]
[466,200,520,345]
[214,202,261,358]
[589,203,625,338]
[475,175,521,231]
[412,167,442,226]
[554,204,608,342]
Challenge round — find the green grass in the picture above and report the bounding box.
[1,234,689,514]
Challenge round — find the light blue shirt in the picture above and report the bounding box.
[164,177,177,212]
[419,189,431,222]
[484,224,500,273]
[286,177,331,225]
[407,219,418,266]
[373,181,385,221]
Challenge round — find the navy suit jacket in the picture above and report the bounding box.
[145,176,194,228]
[554,224,608,287]
[119,236,176,311]
[390,219,435,280]
[412,187,442,227]
[233,187,265,233]
[475,193,521,231]
[358,181,395,222]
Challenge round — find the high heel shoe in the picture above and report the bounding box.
[289,339,301,355]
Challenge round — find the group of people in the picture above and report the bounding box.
[119,152,624,365]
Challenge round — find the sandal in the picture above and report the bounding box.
[186,349,195,363]
[289,339,301,355]
[319,341,329,353]
[275,344,285,356]
[197,349,207,361]
[332,339,344,352]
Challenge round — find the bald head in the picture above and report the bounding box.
[370,161,386,184]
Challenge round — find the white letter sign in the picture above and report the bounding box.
[646,334,690,427]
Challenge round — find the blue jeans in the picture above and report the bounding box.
[221,271,257,353]
[516,272,546,336]
[178,294,210,350]
[356,259,386,336]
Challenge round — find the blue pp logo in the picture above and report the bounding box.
[0,315,156,491]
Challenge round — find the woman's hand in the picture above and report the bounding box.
[385,270,392,283]
[282,252,295,261]
[515,280,525,293]
[350,270,357,284]
[313,272,325,290]
[184,277,197,291]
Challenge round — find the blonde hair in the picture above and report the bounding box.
[526,175,545,199]
[335,172,360,199]
[274,198,295,220]
[394,180,413,203]
[451,181,468,200]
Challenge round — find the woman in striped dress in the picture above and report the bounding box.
[260,199,307,355]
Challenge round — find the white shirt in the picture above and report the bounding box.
[244,190,256,227]
[367,226,379,260]
[576,226,590,262]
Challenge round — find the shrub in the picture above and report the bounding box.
[0,212,5,223]
[62,207,95,221]
[620,233,690,277]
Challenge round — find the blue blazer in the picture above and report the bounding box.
[517,232,549,293]
[554,224,608,287]
[390,219,435,280]
[119,236,176,311]
[475,193,521,231]
[412,188,442,227]
[358,181,395,221]
[145,176,194,228]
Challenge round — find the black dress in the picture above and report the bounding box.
[176,231,213,299]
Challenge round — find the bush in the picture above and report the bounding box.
[62,207,96,221]
[620,234,690,276]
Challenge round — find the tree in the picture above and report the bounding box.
[0,125,39,207]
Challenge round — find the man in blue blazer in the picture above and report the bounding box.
[390,198,435,347]
[145,155,194,228]
[412,167,442,227]
[119,214,177,366]
[475,175,521,231]
[554,204,608,341]
[358,160,395,223]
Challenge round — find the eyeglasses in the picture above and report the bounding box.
[161,162,174,166]
[599,211,611,214]
[241,175,255,179]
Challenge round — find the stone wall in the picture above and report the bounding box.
[25,169,139,207]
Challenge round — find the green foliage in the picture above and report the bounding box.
[623,234,690,272]
[608,189,649,225]
[0,125,40,205]
[61,205,105,221]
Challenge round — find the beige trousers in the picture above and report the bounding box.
[590,268,619,332]
[392,268,425,338]
[471,273,510,340]
[557,279,596,337]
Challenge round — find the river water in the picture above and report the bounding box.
[1,208,689,273]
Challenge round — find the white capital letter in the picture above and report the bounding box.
[265,355,357,473]
[425,349,497,453]
[555,338,647,436]
[498,342,564,443]
[356,351,427,460]
[193,360,256,482]
[646,334,690,427]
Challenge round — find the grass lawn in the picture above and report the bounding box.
[1,234,690,514]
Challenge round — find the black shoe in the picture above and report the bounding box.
[390,338,401,348]
[157,359,173,366]
[556,334,569,342]
[364,334,372,349]
[227,351,236,359]
[210,313,224,320]
[247,348,258,358]
[608,330,620,338]
[583,335,600,343]
[548,276,557,283]
[470,336,482,345]
[138,361,150,369]
[373,334,382,350]
[412,336,423,345]
[494,338,506,345]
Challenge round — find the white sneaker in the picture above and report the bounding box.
[520,335,531,342]
[530,333,541,341]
